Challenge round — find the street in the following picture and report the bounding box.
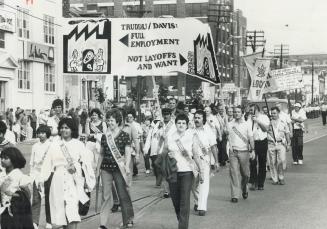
[16,119,327,229]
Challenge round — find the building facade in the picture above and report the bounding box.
[69,0,247,105]
[0,0,63,113]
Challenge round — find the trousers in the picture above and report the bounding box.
[169,172,193,229]
[100,170,134,227]
[229,150,250,199]
[268,143,286,182]
[192,159,210,211]
[249,139,268,188]
[292,129,303,162]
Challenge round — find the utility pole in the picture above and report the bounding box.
[312,62,314,104]
[274,44,289,69]
[246,31,265,53]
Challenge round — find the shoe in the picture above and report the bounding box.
[126,221,134,228]
[272,181,279,185]
[33,223,39,229]
[163,192,170,198]
[194,204,198,211]
[45,224,52,229]
[145,170,150,174]
[99,226,108,229]
[242,192,248,199]
[111,204,120,213]
[293,161,298,165]
[198,210,206,216]
[231,198,238,203]
[279,180,285,185]
[298,160,303,165]
[249,183,256,191]
[257,187,264,191]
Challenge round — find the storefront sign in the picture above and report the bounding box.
[25,42,55,63]
[0,9,15,33]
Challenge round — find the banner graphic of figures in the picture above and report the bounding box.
[63,18,219,84]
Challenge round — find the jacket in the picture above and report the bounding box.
[154,152,178,183]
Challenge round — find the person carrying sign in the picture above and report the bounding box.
[267,107,291,185]
[227,106,255,203]
[96,109,134,229]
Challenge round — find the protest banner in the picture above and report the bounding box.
[247,58,271,101]
[265,66,303,93]
[63,18,219,84]
[243,51,263,77]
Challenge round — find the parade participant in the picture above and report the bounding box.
[30,125,52,228]
[0,147,34,229]
[168,98,178,120]
[96,108,134,229]
[141,117,152,174]
[248,104,270,191]
[163,113,203,229]
[217,104,229,166]
[192,110,218,216]
[291,103,307,165]
[41,118,95,229]
[125,109,142,177]
[320,101,327,126]
[227,106,255,203]
[262,106,269,116]
[47,99,65,139]
[275,102,292,137]
[30,109,38,138]
[227,106,234,122]
[184,105,195,129]
[268,107,291,185]
[0,121,14,152]
[85,108,107,169]
[204,105,222,143]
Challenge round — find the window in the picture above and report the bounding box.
[44,64,55,92]
[17,8,30,39]
[18,61,30,90]
[44,15,54,44]
[0,31,4,48]
[185,3,208,17]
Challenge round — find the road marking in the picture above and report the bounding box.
[304,133,327,143]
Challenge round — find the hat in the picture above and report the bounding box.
[161,108,172,115]
[294,103,301,108]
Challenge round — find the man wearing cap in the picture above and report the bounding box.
[291,102,307,165]
[268,107,291,185]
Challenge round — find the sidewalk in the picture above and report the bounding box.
[27,117,327,229]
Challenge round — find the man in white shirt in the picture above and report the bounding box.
[227,106,255,203]
[248,104,270,191]
[276,102,292,137]
[291,102,307,165]
[192,109,218,216]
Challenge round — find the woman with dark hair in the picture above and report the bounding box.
[47,99,64,140]
[41,118,95,229]
[163,113,203,229]
[85,108,107,169]
[96,108,134,229]
[0,147,34,229]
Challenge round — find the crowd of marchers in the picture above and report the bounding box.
[0,97,324,229]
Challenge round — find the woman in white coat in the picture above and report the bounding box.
[41,118,95,229]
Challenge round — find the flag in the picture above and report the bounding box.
[243,51,263,78]
[247,58,271,101]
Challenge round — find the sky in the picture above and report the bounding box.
[234,0,327,55]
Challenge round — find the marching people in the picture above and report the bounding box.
[141,116,152,174]
[85,108,107,169]
[291,103,307,165]
[248,104,270,191]
[226,106,234,122]
[41,118,95,229]
[96,108,134,229]
[168,98,178,120]
[162,113,203,229]
[227,106,255,203]
[47,99,65,140]
[267,107,291,185]
[30,125,52,228]
[192,110,219,216]
[204,105,222,154]
[0,147,34,229]
[0,121,14,152]
[216,104,229,166]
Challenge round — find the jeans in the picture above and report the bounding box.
[151,155,163,186]
[100,170,134,227]
[268,143,286,182]
[143,153,151,171]
[229,150,250,199]
[292,129,303,162]
[322,111,327,125]
[169,172,193,229]
[44,173,53,224]
[217,137,228,165]
[249,139,268,188]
